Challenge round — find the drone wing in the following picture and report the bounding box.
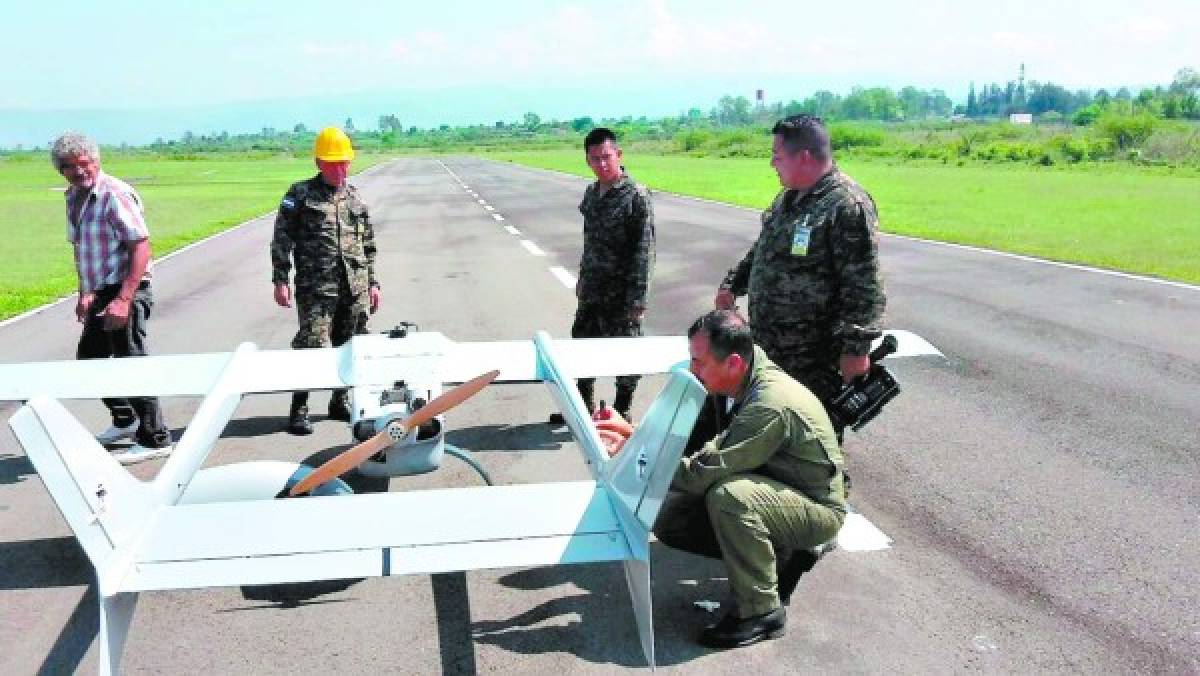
[443,335,688,384]
[0,345,345,400]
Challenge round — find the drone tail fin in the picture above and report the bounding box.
[8,398,157,586]
[603,366,706,670]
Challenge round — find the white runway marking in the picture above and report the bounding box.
[484,205,494,211]
[436,159,463,184]
[492,214,505,221]
[520,240,546,257]
[836,512,892,552]
[885,233,1200,292]
[549,266,577,289]
[504,226,521,235]
[477,199,487,205]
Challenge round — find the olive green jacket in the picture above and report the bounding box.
[673,346,847,512]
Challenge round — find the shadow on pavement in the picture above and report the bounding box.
[0,536,91,590]
[447,422,571,453]
[215,415,292,439]
[472,544,727,668]
[36,583,97,676]
[0,536,96,675]
[0,452,36,485]
[432,571,477,675]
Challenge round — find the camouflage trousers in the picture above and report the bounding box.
[571,304,643,399]
[654,478,844,618]
[291,285,370,350]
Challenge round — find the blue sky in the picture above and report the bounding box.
[1,0,1196,145]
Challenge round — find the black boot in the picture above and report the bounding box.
[578,378,596,415]
[777,540,837,606]
[288,392,313,435]
[613,384,635,420]
[328,389,352,422]
[698,607,786,649]
[549,379,596,425]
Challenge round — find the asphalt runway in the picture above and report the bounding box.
[1,156,1197,674]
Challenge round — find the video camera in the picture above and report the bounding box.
[828,334,901,432]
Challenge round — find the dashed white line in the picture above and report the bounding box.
[492,214,505,221]
[520,240,546,257]
[484,205,495,211]
[437,159,463,184]
[504,225,521,235]
[477,199,487,205]
[549,266,577,289]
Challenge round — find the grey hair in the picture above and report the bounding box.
[50,132,100,171]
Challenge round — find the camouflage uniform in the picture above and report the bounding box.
[271,175,378,415]
[573,173,655,415]
[654,346,846,618]
[721,168,885,430]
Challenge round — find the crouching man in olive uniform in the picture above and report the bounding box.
[596,310,845,649]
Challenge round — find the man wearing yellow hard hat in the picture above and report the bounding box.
[269,126,382,434]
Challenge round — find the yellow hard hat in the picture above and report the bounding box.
[314,126,355,161]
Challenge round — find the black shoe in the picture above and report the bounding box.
[288,406,313,435]
[327,393,352,422]
[777,541,837,606]
[699,607,786,649]
[549,403,595,426]
[613,386,635,421]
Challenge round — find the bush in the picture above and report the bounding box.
[1140,127,1200,166]
[1095,111,1159,150]
[829,123,885,149]
[1073,104,1103,126]
[1050,135,1090,162]
[714,130,752,148]
[675,129,712,152]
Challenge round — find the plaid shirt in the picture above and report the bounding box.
[65,172,152,293]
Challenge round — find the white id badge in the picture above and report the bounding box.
[791,222,812,256]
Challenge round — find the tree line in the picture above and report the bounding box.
[966,66,1199,121]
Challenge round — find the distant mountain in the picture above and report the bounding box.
[0,85,720,149]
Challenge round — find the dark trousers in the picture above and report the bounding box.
[571,305,643,406]
[76,282,171,448]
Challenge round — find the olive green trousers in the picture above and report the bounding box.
[654,474,844,617]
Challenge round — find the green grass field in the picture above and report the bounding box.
[484,149,1200,285]
[0,154,394,320]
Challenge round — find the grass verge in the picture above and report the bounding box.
[483,149,1200,285]
[0,154,396,320]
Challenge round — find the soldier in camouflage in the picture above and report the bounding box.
[553,127,655,423]
[271,127,381,435]
[716,114,885,437]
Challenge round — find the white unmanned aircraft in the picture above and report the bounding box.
[0,327,941,674]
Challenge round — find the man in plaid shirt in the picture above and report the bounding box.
[51,131,172,464]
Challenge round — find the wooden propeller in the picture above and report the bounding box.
[288,369,500,496]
